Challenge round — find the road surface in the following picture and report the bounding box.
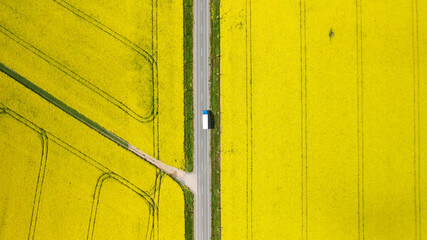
[193,0,211,239]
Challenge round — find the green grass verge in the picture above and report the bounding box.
[210,0,221,239]
[184,0,193,173]
[183,0,194,239]
[182,186,194,240]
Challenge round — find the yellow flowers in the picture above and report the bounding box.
[0,0,186,239]
[221,0,426,239]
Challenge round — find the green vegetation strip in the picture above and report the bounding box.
[184,0,194,175]
[210,0,221,239]
[0,62,129,148]
[183,187,194,240]
[183,0,194,239]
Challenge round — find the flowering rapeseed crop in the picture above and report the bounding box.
[221,0,426,239]
[0,0,187,238]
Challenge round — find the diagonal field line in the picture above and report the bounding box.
[0,62,196,193]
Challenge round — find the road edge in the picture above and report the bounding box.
[210,0,221,239]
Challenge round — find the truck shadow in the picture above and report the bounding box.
[208,110,215,129]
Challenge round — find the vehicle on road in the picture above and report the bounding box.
[203,110,210,130]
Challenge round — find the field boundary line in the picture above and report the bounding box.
[411,0,421,238]
[244,0,253,239]
[300,0,308,239]
[356,0,365,239]
[27,131,48,240]
[153,0,159,168]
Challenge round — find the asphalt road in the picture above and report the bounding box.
[193,0,211,239]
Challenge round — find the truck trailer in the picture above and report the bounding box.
[203,110,210,129]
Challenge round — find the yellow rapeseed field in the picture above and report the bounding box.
[221,0,426,239]
[0,0,186,239]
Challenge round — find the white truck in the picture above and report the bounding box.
[203,110,210,130]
